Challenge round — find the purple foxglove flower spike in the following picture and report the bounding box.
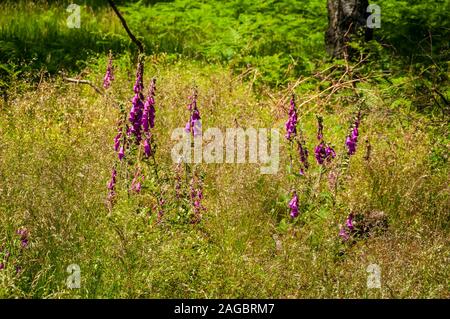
[285,95,297,140]
[289,191,299,218]
[107,168,117,190]
[346,111,362,156]
[314,117,335,164]
[142,78,156,133]
[297,140,309,173]
[185,88,202,137]
[103,51,114,89]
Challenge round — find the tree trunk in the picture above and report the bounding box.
[325,0,372,59]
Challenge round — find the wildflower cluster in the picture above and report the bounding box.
[104,55,207,225]
[283,97,363,223]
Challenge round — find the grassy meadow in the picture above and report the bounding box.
[0,0,449,298]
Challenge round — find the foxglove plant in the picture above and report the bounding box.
[143,137,152,158]
[288,191,299,218]
[316,115,323,141]
[103,51,114,89]
[185,89,202,137]
[285,95,297,140]
[142,78,156,133]
[297,139,309,175]
[345,111,361,156]
[314,116,335,165]
[128,66,145,144]
[107,168,117,202]
[190,170,205,224]
[130,168,143,193]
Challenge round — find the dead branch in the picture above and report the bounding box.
[107,0,144,55]
[63,77,104,95]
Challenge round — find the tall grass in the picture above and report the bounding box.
[0,55,448,298]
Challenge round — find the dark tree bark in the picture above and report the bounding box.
[325,0,373,59]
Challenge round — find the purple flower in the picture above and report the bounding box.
[16,228,29,249]
[114,133,121,152]
[346,213,354,230]
[16,228,28,240]
[129,94,144,144]
[132,182,141,193]
[133,63,144,94]
[187,92,197,111]
[346,135,356,155]
[144,138,151,157]
[0,263,4,270]
[315,142,335,165]
[297,140,309,173]
[118,146,125,160]
[107,169,117,190]
[190,171,205,223]
[339,226,349,241]
[289,191,299,218]
[128,63,146,144]
[314,117,335,164]
[285,96,297,140]
[325,145,336,160]
[314,142,327,164]
[346,112,361,156]
[351,126,358,142]
[103,51,114,89]
[21,239,28,248]
[185,91,202,137]
[130,169,143,193]
[339,213,355,241]
[142,78,156,133]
